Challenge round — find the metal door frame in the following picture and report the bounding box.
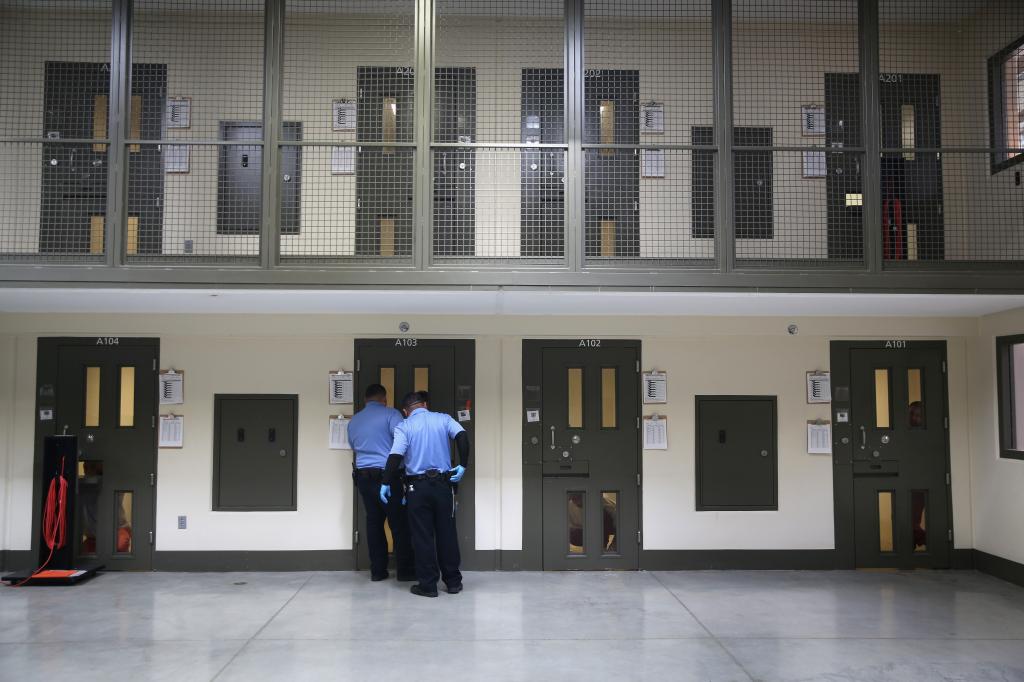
[351,338,478,568]
[32,336,160,569]
[830,339,952,568]
[522,339,642,571]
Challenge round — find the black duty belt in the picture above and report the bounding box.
[354,467,384,480]
[405,469,451,482]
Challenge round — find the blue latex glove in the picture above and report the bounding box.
[379,483,391,505]
[449,465,466,483]
[402,497,407,506]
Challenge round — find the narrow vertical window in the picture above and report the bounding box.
[567,491,584,555]
[84,366,101,427]
[115,491,133,554]
[567,367,583,428]
[379,367,396,408]
[900,104,915,160]
[379,217,396,257]
[119,367,135,428]
[414,367,430,394]
[907,368,924,428]
[382,96,397,154]
[600,220,616,257]
[78,461,102,556]
[874,368,891,429]
[911,490,928,553]
[599,99,615,154]
[601,367,617,428]
[602,491,618,554]
[878,491,894,553]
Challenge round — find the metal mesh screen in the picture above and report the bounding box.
[280,1,415,262]
[733,0,862,266]
[127,0,265,262]
[582,0,714,264]
[0,1,112,261]
[880,0,1024,265]
[432,0,565,262]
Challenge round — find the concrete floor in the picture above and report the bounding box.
[1,570,1024,681]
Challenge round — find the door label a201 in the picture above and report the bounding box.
[96,337,119,345]
[578,339,601,348]
[884,340,907,349]
[395,338,418,347]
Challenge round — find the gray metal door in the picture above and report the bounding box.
[214,395,298,511]
[433,67,476,256]
[55,342,157,570]
[521,68,564,257]
[696,397,777,511]
[849,346,950,568]
[353,339,474,570]
[538,342,639,570]
[218,122,301,235]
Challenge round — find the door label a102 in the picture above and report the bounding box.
[578,339,602,348]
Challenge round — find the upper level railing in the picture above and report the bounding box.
[1,0,1023,291]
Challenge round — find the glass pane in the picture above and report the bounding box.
[878,491,894,553]
[567,368,583,428]
[601,367,617,428]
[77,461,102,556]
[84,366,101,427]
[115,491,133,554]
[567,491,584,555]
[379,367,395,408]
[911,490,928,553]
[907,368,924,428]
[602,491,618,554]
[1013,343,1024,450]
[414,367,429,394]
[119,366,135,427]
[900,104,915,160]
[874,368,891,429]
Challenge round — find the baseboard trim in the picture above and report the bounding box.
[974,550,1024,589]
[153,550,355,572]
[950,548,975,570]
[640,549,838,570]
[0,550,35,572]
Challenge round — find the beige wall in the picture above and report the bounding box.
[3,4,1022,260]
[968,306,1024,565]
[0,311,979,555]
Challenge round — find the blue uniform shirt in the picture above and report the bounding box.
[391,407,465,475]
[347,401,405,469]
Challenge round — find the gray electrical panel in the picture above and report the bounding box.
[696,396,778,511]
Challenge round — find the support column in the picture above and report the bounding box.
[414,0,435,270]
[860,0,881,273]
[564,0,583,272]
[712,0,734,273]
[261,0,285,268]
[105,0,131,265]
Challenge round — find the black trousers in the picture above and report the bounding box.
[355,472,414,579]
[406,478,462,592]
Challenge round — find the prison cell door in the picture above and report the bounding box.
[824,73,943,260]
[352,339,475,571]
[356,67,415,257]
[41,63,165,255]
[584,70,639,257]
[217,122,301,236]
[434,67,476,257]
[848,345,950,568]
[538,342,640,570]
[521,68,565,258]
[49,340,158,570]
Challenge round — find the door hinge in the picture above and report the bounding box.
[637,473,641,486]
[941,360,946,373]
[946,472,951,485]
[149,531,154,545]
[356,359,361,372]
[636,417,640,429]
[948,529,953,541]
[153,358,157,371]
[637,531,641,545]
[944,417,949,429]
[152,415,155,428]
[354,530,359,545]
[636,360,640,373]
[149,472,155,486]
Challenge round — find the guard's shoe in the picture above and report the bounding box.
[370,571,389,582]
[410,584,438,598]
[446,583,463,594]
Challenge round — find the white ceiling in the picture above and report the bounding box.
[0,288,1022,318]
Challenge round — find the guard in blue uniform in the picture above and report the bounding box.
[348,384,414,582]
[380,391,469,598]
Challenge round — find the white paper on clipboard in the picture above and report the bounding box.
[807,421,832,454]
[159,370,184,405]
[643,415,668,450]
[159,414,184,448]
[807,372,831,403]
[329,372,354,405]
[328,415,351,450]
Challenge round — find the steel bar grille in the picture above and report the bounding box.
[732,0,862,266]
[0,1,112,260]
[279,0,415,262]
[583,0,713,264]
[432,0,565,262]
[126,0,265,262]
[880,0,1024,264]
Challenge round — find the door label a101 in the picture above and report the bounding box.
[884,340,907,349]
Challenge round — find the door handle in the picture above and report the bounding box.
[859,425,866,450]
[550,425,556,450]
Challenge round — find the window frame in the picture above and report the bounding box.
[988,34,1024,174]
[996,333,1024,460]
